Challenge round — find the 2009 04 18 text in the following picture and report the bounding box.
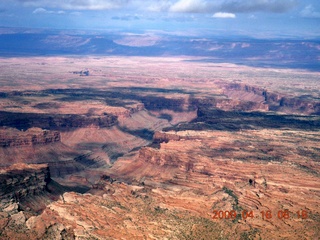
[212,210,308,220]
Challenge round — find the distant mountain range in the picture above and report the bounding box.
[0,27,319,71]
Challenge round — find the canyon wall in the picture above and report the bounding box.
[152,131,181,143]
[190,96,269,112]
[138,146,208,173]
[138,147,181,168]
[223,83,320,115]
[0,163,50,202]
[114,103,145,119]
[153,131,205,143]
[0,111,118,130]
[0,128,60,147]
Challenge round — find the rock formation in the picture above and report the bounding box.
[111,128,320,239]
[0,56,319,239]
[0,111,118,130]
[0,163,50,202]
[0,127,60,147]
[223,83,320,114]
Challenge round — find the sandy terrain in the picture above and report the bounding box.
[0,56,319,239]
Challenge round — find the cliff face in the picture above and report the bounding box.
[138,147,182,168]
[0,127,100,176]
[138,145,209,173]
[0,111,118,130]
[0,163,50,202]
[0,164,77,239]
[190,97,269,112]
[223,83,320,114]
[0,128,60,148]
[152,131,181,143]
[113,103,145,119]
[278,97,320,114]
[152,131,208,144]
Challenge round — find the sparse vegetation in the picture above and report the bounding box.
[0,56,319,239]
[222,187,243,222]
[240,228,260,240]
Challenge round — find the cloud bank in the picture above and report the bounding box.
[219,0,298,13]
[15,0,299,13]
[19,0,129,10]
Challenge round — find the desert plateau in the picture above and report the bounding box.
[1,0,320,236]
[0,54,319,239]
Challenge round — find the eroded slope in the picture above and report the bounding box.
[0,56,319,239]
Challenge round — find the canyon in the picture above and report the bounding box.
[0,56,319,239]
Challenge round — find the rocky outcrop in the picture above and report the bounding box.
[153,131,205,144]
[0,163,50,202]
[141,96,187,112]
[152,131,181,143]
[113,103,145,119]
[0,127,60,148]
[0,111,118,130]
[224,83,284,104]
[138,147,180,167]
[0,164,75,239]
[138,147,197,172]
[278,97,320,114]
[190,97,269,112]
[223,83,320,115]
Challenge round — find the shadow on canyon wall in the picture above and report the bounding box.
[164,108,320,132]
[1,87,319,133]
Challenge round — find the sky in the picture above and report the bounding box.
[0,0,319,38]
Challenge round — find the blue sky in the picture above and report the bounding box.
[0,0,319,38]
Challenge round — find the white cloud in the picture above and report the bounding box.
[169,0,209,13]
[147,0,172,12]
[212,12,235,18]
[32,8,50,14]
[32,7,65,14]
[300,5,320,18]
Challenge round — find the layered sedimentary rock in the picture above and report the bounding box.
[278,96,320,114]
[223,83,320,114]
[0,127,60,147]
[0,111,118,130]
[114,103,145,119]
[0,56,319,239]
[111,129,320,239]
[190,96,269,112]
[0,127,104,177]
[0,164,77,240]
[152,131,182,143]
[138,147,181,168]
[0,163,50,202]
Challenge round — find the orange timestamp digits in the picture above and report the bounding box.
[260,210,308,220]
[212,210,238,219]
[296,210,308,219]
[212,209,309,220]
[212,210,254,220]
